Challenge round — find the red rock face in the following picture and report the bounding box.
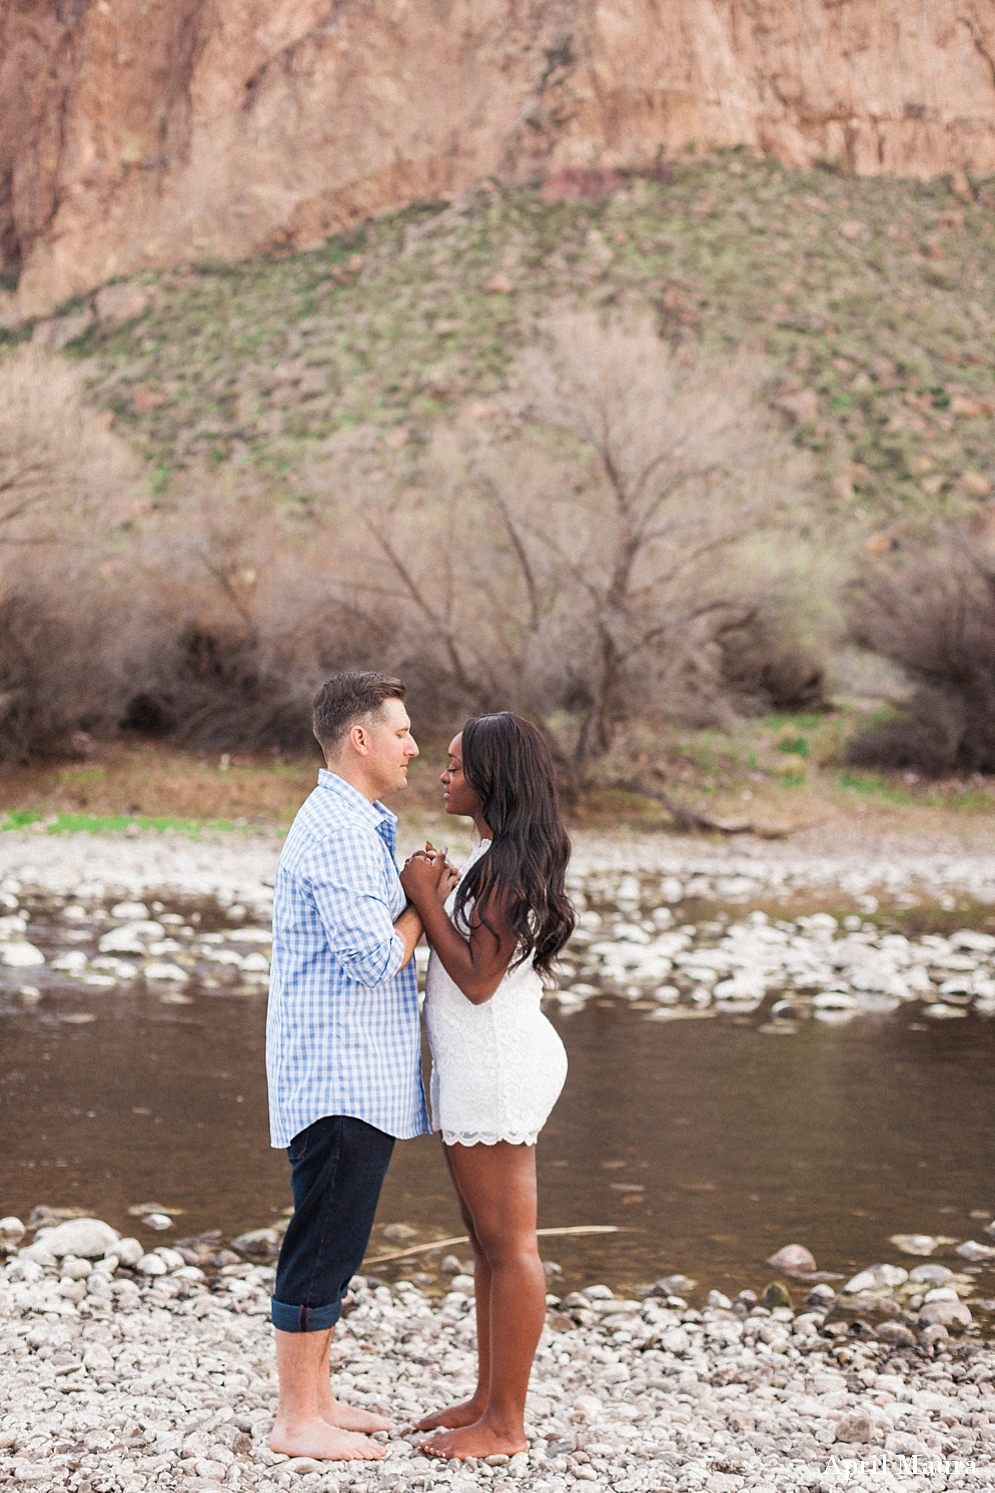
[2,0,994,318]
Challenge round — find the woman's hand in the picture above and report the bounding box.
[401,849,450,907]
[403,847,516,1003]
[436,858,459,903]
[424,841,459,903]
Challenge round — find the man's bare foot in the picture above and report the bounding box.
[269,1417,386,1461]
[415,1398,487,1432]
[419,1421,527,1461]
[320,1397,395,1433]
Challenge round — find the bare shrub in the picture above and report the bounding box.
[512,313,818,748]
[0,347,148,761]
[110,466,406,752]
[0,322,823,769]
[340,313,819,788]
[715,540,841,714]
[0,345,139,545]
[847,542,995,775]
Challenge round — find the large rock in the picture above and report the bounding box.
[843,1264,908,1293]
[2,0,994,319]
[34,1218,120,1259]
[919,1299,972,1330]
[835,1411,875,1444]
[767,1243,816,1274]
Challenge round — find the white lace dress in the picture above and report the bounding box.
[424,841,568,1147]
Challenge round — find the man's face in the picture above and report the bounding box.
[365,698,419,796]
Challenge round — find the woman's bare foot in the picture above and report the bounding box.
[419,1421,527,1461]
[322,1398,394,1433]
[415,1397,487,1432]
[269,1417,386,1461]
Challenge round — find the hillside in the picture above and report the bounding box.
[28,154,995,531]
[2,1,994,320]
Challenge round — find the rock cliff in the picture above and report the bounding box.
[2,0,995,319]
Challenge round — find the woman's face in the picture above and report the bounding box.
[440,733,480,818]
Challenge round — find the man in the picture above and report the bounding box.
[266,672,447,1460]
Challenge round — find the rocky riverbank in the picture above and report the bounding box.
[3,1215,995,1493]
[4,826,995,1030]
[3,822,995,909]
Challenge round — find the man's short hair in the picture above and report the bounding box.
[312,672,406,757]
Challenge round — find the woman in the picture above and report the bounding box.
[399,712,574,1462]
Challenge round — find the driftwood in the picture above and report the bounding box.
[604,769,811,841]
[365,1223,621,1267]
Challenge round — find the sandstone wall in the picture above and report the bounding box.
[2,0,994,319]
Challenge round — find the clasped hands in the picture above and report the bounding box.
[400,842,459,906]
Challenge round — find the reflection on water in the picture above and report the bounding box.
[3,918,994,1299]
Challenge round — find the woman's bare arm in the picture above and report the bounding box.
[400,852,518,1003]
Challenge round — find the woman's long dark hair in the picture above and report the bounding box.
[454,712,575,979]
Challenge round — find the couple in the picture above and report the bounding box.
[265,671,574,1462]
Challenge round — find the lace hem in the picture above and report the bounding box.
[438,1128,539,1147]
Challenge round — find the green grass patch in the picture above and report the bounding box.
[760,714,828,732]
[0,811,253,837]
[835,770,910,800]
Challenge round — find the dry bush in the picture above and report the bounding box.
[847,543,995,775]
[0,345,139,544]
[0,320,823,769]
[511,313,819,750]
[336,313,819,787]
[0,347,148,761]
[715,539,841,714]
[107,473,382,752]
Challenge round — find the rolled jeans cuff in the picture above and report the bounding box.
[271,1296,342,1332]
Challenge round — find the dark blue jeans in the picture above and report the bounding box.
[271,1114,394,1333]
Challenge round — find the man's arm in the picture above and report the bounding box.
[393,903,423,968]
[303,829,418,988]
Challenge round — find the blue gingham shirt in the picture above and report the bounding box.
[266,770,430,1146]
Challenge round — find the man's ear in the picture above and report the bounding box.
[347,723,370,757]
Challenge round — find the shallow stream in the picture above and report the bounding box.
[2,872,995,1305]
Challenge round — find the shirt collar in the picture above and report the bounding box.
[317,768,398,834]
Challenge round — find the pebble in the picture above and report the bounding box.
[0,1217,25,1245]
[909,1263,955,1285]
[3,1233,995,1493]
[958,1240,995,1262]
[843,1264,908,1293]
[136,1252,169,1275]
[34,1217,119,1258]
[143,1213,175,1232]
[890,1233,944,1256]
[920,1299,974,1329]
[767,1244,816,1274]
[0,941,45,967]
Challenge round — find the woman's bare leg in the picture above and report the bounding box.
[415,1145,492,1430]
[420,1141,545,1459]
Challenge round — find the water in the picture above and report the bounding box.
[2,893,995,1301]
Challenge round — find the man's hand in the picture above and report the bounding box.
[401,848,450,906]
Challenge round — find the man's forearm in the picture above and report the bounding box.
[393,904,423,967]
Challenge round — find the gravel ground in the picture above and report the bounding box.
[2,824,995,910]
[3,1223,995,1493]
